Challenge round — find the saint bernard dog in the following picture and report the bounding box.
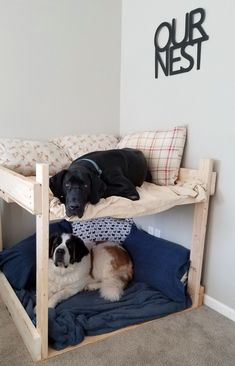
[48,233,133,308]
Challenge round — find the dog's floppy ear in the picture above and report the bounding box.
[89,174,107,204]
[49,234,59,258]
[70,235,89,264]
[49,170,67,203]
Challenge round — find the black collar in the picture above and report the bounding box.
[79,158,102,175]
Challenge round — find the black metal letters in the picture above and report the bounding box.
[154,8,209,78]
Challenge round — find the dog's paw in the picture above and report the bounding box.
[100,286,123,302]
[85,282,101,291]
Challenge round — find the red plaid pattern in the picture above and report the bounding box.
[117,127,186,185]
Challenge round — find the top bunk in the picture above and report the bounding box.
[0,130,216,220]
[50,160,216,221]
[0,159,216,221]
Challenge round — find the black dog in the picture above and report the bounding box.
[50,148,151,218]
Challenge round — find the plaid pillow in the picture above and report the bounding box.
[117,127,186,185]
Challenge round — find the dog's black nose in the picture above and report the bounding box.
[69,204,80,211]
[56,248,65,255]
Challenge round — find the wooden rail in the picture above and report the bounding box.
[0,166,42,214]
[0,272,41,361]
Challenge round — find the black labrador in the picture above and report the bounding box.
[49,148,151,218]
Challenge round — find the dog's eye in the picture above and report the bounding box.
[65,183,71,190]
[79,183,88,190]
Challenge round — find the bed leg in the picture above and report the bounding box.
[198,286,205,307]
[0,200,2,252]
[36,164,49,360]
[188,159,214,308]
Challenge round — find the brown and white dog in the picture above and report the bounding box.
[48,233,133,308]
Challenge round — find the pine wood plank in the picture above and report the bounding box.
[0,166,42,214]
[188,159,214,307]
[0,202,2,251]
[36,164,49,360]
[0,273,41,361]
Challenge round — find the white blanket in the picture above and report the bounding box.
[49,178,206,221]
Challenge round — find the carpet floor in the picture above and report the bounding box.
[0,301,235,366]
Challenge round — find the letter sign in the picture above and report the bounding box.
[154,8,209,78]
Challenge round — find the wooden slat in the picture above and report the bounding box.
[36,164,49,360]
[179,167,216,197]
[0,199,2,251]
[178,167,201,183]
[0,273,41,362]
[0,190,14,203]
[198,286,205,307]
[188,159,214,307]
[0,166,42,214]
[210,172,217,195]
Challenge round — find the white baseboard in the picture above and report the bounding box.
[204,294,235,322]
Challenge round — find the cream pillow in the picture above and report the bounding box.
[51,134,119,161]
[117,127,186,185]
[0,139,71,176]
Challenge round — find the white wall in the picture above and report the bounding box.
[120,1,235,311]
[0,0,121,245]
[0,0,121,140]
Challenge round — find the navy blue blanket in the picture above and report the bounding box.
[17,281,191,350]
[1,220,191,350]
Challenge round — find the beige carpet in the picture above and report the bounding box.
[0,301,235,366]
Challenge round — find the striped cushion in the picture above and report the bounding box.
[117,127,186,185]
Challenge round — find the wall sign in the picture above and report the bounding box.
[154,8,209,78]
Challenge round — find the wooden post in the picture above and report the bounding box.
[36,164,49,359]
[0,272,41,361]
[0,199,2,252]
[188,159,214,308]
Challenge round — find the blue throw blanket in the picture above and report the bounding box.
[16,281,191,350]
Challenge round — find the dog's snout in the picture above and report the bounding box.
[66,200,85,218]
[56,248,65,255]
[69,204,80,211]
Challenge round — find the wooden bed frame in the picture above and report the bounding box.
[0,159,216,361]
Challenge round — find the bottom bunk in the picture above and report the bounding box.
[0,271,195,360]
[17,281,191,351]
[0,219,192,358]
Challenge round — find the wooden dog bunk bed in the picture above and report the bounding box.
[0,159,216,361]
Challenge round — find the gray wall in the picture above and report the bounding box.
[0,0,121,139]
[120,0,235,311]
[0,0,121,245]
